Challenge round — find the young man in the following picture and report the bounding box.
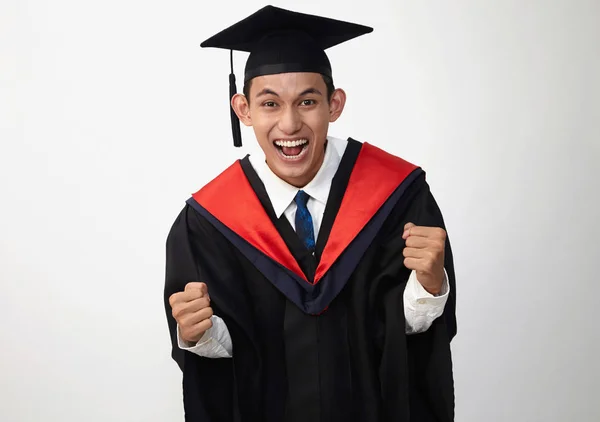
[164,5,457,422]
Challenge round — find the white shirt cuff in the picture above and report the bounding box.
[404,269,450,334]
[176,315,233,358]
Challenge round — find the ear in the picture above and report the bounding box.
[231,93,252,126]
[328,88,346,123]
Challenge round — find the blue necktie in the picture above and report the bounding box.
[294,190,316,252]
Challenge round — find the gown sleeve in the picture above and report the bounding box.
[369,178,457,421]
[163,205,238,421]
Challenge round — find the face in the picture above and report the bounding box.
[232,72,346,187]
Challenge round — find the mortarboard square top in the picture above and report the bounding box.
[201,5,373,82]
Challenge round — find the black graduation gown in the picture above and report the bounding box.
[164,138,457,422]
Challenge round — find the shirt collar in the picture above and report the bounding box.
[248,137,344,219]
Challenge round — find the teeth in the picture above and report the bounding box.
[275,139,308,147]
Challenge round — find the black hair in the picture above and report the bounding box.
[242,74,335,104]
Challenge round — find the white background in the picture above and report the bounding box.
[1,0,599,420]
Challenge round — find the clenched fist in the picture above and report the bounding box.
[169,282,213,345]
[402,222,446,295]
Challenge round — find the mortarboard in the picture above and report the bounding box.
[200,5,373,147]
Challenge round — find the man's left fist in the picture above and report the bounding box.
[402,222,446,295]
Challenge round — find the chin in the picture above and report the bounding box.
[269,159,311,186]
[276,163,308,178]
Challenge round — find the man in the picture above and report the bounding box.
[164,5,457,422]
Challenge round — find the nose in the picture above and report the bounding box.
[278,107,302,135]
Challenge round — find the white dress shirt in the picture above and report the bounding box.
[178,136,449,358]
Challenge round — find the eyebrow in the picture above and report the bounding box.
[255,88,280,98]
[298,88,323,97]
[254,87,324,99]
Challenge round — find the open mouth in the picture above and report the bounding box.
[273,138,309,160]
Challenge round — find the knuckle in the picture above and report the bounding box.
[171,305,182,319]
[177,303,190,318]
[169,293,180,307]
[180,314,192,328]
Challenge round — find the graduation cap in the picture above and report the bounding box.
[200,5,373,147]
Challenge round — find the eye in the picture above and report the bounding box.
[263,101,277,107]
[300,99,316,106]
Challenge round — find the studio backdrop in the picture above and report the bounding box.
[1,0,598,421]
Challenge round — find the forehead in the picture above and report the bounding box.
[250,72,325,95]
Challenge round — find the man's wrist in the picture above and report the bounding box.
[415,270,448,297]
[181,337,200,348]
[177,324,210,350]
[423,286,442,296]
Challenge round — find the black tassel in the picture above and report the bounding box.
[229,50,242,147]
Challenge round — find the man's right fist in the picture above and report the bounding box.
[169,282,213,345]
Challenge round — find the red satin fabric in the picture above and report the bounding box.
[314,143,418,283]
[193,143,418,285]
[193,161,308,282]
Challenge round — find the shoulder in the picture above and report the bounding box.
[356,140,420,172]
[343,139,422,189]
[167,158,247,236]
[190,159,247,203]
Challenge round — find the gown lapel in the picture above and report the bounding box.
[240,158,317,282]
[239,138,362,283]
